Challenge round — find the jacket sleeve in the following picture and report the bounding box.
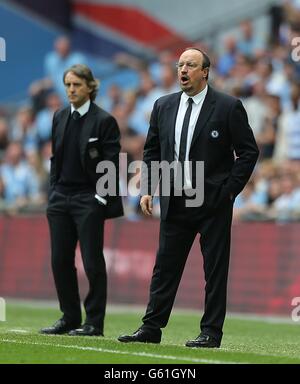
[96,115,121,200]
[49,111,57,189]
[141,100,161,196]
[225,99,259,197]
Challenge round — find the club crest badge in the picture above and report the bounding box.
[89,147,99,159]
[211,130,219,138]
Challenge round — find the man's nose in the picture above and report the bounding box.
[180,65,188,72]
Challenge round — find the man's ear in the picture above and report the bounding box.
[203,67,209,80]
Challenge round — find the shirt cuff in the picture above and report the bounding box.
[94,194,107,206]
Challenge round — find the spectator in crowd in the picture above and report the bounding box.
[35,92,62,148]
[221,54,254,95]
[0,142,42,213]
[29,36,88,111]
[137,64,179,135]
[44,36,88,102]
[128,70,156,136]
[257,94,281,159]
[233,179,267,221]
[237,19,265,57]
[0,117,9,161]
[242,81,268,139]
[148,50,176,86]
[217,36,237,76]
[9,107,37,155]
[112,102,145,219]
[114,50,176,87]
[274,83,300,161]
[270,173,300,221]
[25,150,48,206]
[145,63,179,103]
[112,102,144,163]
[266,176,282,207]
[99,84,123,113]
[283,0,300,31]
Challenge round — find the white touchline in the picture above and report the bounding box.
[0,339,245,364]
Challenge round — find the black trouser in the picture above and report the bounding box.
[142,193,233,341]
[47,190,106,331]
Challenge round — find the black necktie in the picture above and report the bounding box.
[179,97,193,162]
[72,110,81,121]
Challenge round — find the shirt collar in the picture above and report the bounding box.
[71,99,91,117]
[182,85,208,105]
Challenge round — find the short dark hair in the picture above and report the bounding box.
[184,47,210,80]
[63,64,100,101]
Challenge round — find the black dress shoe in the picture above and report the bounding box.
[68,324,103,336]
[118,328,161,344]
[185,334,221,348]
[39,319,81,335]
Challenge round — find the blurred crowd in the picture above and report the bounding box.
[1,1,300,222]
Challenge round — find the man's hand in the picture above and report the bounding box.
[140,195,153,216]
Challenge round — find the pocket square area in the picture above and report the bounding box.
[88,137,99,142]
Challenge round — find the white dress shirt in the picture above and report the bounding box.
[174,86,208,189]
[71,99,90,116]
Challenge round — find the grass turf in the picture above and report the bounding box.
[0,301,300,364]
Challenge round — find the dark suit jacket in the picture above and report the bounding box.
[142,86,259,220]
[50,102,123,219]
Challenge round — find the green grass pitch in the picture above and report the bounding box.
[0,301,300,364]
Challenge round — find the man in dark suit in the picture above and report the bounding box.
[118,48,259,347]
[40,64,123,336]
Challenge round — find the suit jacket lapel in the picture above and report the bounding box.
[79,102,97,166]
[167,92,182,159]
[190,86,216,149]
[56,107,70,170]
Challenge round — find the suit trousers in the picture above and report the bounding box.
[142,193,233,341]
[46,190,106,330]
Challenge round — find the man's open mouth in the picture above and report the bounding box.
[181,75,189,85]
